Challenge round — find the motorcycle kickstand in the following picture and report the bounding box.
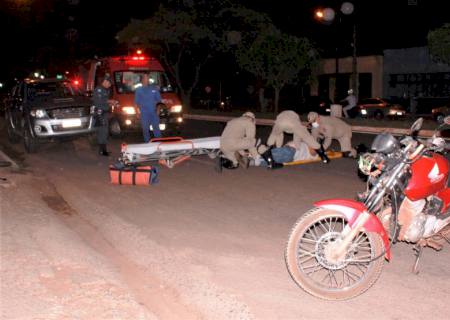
[412,244,424,275]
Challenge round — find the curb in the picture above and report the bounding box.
[184,114,440,139]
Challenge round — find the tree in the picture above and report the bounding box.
[117,5,219,110]
[236,29,318,113]
[428,23,450,65]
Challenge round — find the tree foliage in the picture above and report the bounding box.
[117,6,218,109]
[236,29,318,113]
[428,23,450,65]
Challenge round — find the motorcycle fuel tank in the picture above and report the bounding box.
[405,153,449,201]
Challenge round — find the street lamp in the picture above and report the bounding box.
[315,2,357,101]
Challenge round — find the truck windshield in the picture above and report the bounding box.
[27,81,79,100]
[114,71,174,94]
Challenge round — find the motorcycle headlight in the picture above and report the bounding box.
[122,106,136,115]
[371,133,399,154]
[90,106,96,114]
[30,109,46,118]
[170,105,182,113]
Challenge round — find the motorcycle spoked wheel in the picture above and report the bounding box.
[285,208,384,300]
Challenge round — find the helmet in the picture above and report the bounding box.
[371,133,399,154]
[347,89,354,95]
[242,111,255,120]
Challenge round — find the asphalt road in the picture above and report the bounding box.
[1,119,450,319]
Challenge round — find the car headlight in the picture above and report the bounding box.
[122,106,136,115]
[170,104,182,113]
[389,109,405,116]
[361,109,367,115]
[30,109,46,118]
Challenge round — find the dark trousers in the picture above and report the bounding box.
[96,118,109,145]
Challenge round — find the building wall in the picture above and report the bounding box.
[383,47,450,99]
[311,55,384,100]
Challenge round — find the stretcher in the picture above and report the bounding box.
[283,151,343,166]
[119,136,221,168]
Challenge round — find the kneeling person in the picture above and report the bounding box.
[220,112,261,168]
[307,112,356,157]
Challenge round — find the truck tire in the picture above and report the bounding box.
[6,112,20,144]
[109,118,124,139]
[23,126,39,153]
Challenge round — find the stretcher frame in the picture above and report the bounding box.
[119,136,221,168]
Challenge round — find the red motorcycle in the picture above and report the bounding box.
[285,117,450,300]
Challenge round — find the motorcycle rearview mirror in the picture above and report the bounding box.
[410,117,423,135]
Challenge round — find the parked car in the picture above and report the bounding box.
[357,97,406,119]
[4,78,95,153]
[431,101,450,123]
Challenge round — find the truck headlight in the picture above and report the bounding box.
[170,105,182,113]
[30,109,46,118]
[122,106,136,115]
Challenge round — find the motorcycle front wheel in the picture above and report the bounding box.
[285,207,384,300]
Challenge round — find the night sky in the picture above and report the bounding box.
[0,0,448,82]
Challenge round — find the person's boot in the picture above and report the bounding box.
[98,144,110,156]
[315,143,330,163]
[235,152,249,169]
[260,147,283,169]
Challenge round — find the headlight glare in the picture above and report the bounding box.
[31,109,46,118]
[122,106,136,115]
[170,105,182,113]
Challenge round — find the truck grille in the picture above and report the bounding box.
[48,107,90,119]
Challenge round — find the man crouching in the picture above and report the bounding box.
[220,111,262,169]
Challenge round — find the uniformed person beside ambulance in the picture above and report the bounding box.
[307,111,356,157]
[92,76,113,156]
[134,74,162,143]
[267,110,329,163]
[220,111,262,169]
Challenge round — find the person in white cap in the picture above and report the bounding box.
[220,111,261,168]
[307,111,356,157]
[267,110,329,163]
[342,89,357,118]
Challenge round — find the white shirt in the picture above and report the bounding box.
[344,94,357,108]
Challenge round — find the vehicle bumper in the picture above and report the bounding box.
[32,116,95,138]
[113,114,184,132]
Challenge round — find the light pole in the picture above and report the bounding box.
[315,2,357,102]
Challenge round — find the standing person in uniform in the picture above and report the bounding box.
[342,89,357,118]
[92,76,113,156]
[267,110,329,163]
[307,111,356,158]
[220,111,262,169]
[134,74,162,143]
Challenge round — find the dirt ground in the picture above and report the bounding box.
[1,120,450,319]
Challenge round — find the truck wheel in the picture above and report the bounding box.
[109,118,124,139]
[87,133,98,147]
[6,112,20,144]
[23,127,39,153]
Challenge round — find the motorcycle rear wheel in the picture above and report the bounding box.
[285,207,384,300]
